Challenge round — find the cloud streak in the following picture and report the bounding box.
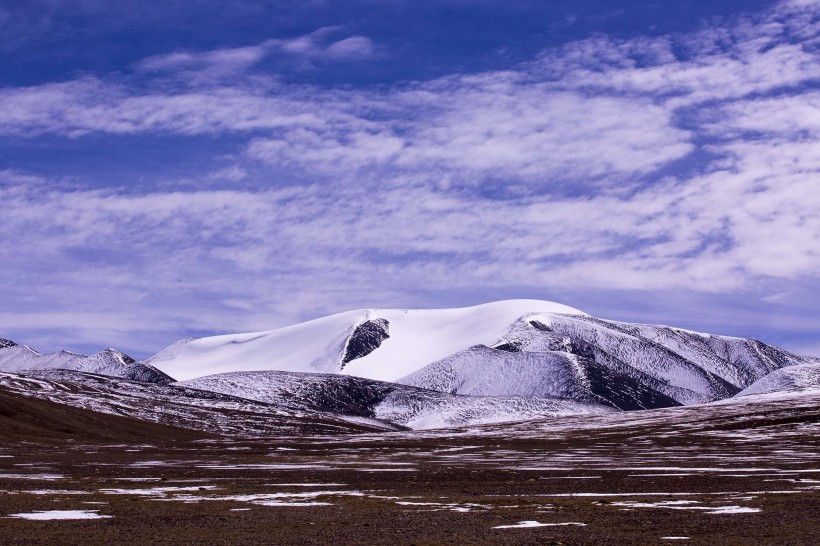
[134,27,377,81]
[0,0,818,355]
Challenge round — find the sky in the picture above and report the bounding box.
[0,0,819,359]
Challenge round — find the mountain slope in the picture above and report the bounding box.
[0,386,210,442]
[397,345,680,410]
[0,339,174,384]
[469,313,801,405]
[178,370,613,429]
[736,362,820,397]
[536,315,803,394]
[0,370,402,436]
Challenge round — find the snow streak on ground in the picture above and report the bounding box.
[494,521,587,528]
[7,510,112,520]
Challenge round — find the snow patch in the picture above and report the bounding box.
[494,521,587,529]
[7,510,111,520]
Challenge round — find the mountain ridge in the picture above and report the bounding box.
[0,299,815,432]
[145,301,813,410]
[0,341,174,383]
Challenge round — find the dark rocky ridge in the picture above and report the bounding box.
[341,318,390,367]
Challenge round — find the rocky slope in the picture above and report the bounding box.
[178,370,613,429]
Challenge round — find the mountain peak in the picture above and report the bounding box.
[0,340,172,384]
[94,348,137,365]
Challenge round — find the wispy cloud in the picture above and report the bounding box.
[1,0,819,355]
[0,78,327,137]
[133,27,376,81]
[2,139,819,349]
[135,45,268,77]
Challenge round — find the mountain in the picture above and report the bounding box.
[147,300,585,382]
[396,345,680,411]
[0,339,174,383]
[178,370,613,429]
[149,300,813,408]
[397,313,810,408]
[2,299,815,434]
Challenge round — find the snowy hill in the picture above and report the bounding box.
[2,299,813,433]
[396,345,680,410]
[178,370,613,429]
[406,313,807,406]
[150,300,811,408]
[0,339,174,384]
[536,315,803,393]
[149,300,584,382]
[736,362,820,397]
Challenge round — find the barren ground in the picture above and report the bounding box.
[1,391,819,545]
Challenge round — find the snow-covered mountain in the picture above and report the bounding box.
[736,362,820,397]
[149,300,812,408]
[0,339,173,383]
[179,370,613,429]
[148,300,584,382]
[397,313,810,407]
[2,299,815,433]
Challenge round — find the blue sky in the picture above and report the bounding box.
[1,0,819,359]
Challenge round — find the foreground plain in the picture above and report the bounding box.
[1,389,818,545]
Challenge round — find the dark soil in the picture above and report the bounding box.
[1,392,818,545]
[0,388,211,442]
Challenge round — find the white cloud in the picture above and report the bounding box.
[133,28,376,81]
[0,78,333,137]
[704,91,820,138]
[135,45,268,80]
[274,27,376,61]
[1,3,816,191]
[202,165,249,183]
[2,139,818,312]
[0,73,697,188]
[323,36,375,60]
[392,85,692,183]
[1,0,819,351]
[531,1,820,109]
